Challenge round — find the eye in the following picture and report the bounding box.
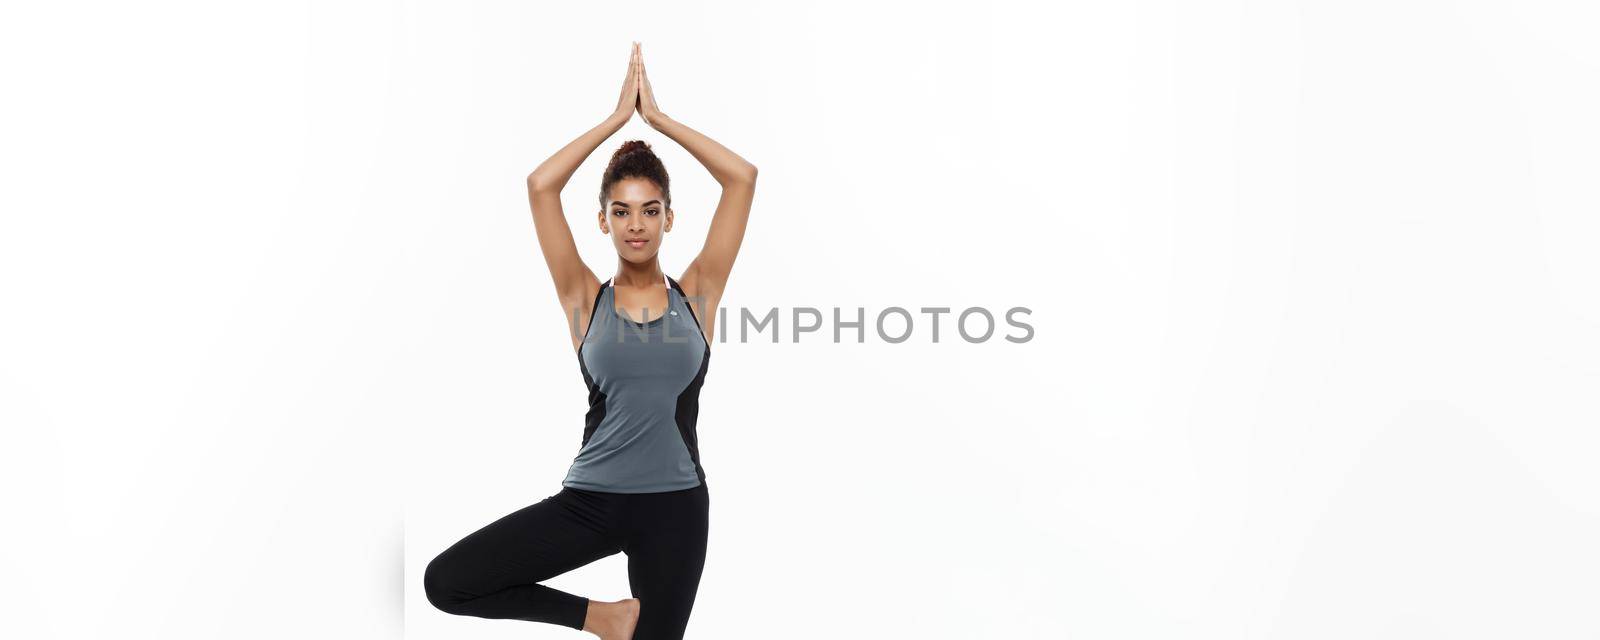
[646,209,660,216]
[612,209,627,216]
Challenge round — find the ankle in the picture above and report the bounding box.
[583,598,641,638]
[582,599,607,634]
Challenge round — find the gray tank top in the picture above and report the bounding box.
[561,274,710,493]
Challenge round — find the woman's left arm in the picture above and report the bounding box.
[636,46,757,324]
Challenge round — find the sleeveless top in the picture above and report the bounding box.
[561,274,711,493]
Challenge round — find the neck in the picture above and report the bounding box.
[612,259,666,289]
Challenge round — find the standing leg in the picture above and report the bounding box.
[624,483,711,640]
[424,488,621,630]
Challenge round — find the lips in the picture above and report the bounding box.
[625,238,648,248]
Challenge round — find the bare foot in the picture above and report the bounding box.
[582,598,640,640]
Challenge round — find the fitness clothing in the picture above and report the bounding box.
[424,481,710,639]
[425,273,716,639]
[563,275,711,493]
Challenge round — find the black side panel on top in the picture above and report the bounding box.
[577,280,610,447]
[667,275,711,485]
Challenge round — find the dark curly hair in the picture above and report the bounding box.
[599,140,671,210]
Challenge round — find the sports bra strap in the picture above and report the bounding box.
[596,273,700,329]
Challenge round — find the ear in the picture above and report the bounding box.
[598,209,609,233]
[665,208,674,232]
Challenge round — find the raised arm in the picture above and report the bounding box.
[634,44,758,333]
[527,44,639,351]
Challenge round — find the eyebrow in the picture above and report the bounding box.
[610,200,662,208]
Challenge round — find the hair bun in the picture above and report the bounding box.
[615,139,651,158]
[599,139,671,209]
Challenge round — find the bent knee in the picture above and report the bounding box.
[422,552,467,614]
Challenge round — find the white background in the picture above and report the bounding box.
[3,1,1597,638]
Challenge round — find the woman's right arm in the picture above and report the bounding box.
[526,44,640,351]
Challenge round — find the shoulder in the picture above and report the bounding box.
[559,269,604,309]
[676,259,726,305]
[559,273,607,330]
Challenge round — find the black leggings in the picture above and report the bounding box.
[424,482,710,639]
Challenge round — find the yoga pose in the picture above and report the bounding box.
[423,42,756,640]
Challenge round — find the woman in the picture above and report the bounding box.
[423,42,756,640]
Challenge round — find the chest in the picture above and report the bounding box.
[611,286,672,324]
[581,307,707,387]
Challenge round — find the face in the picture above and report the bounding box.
[601,177,672,262]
